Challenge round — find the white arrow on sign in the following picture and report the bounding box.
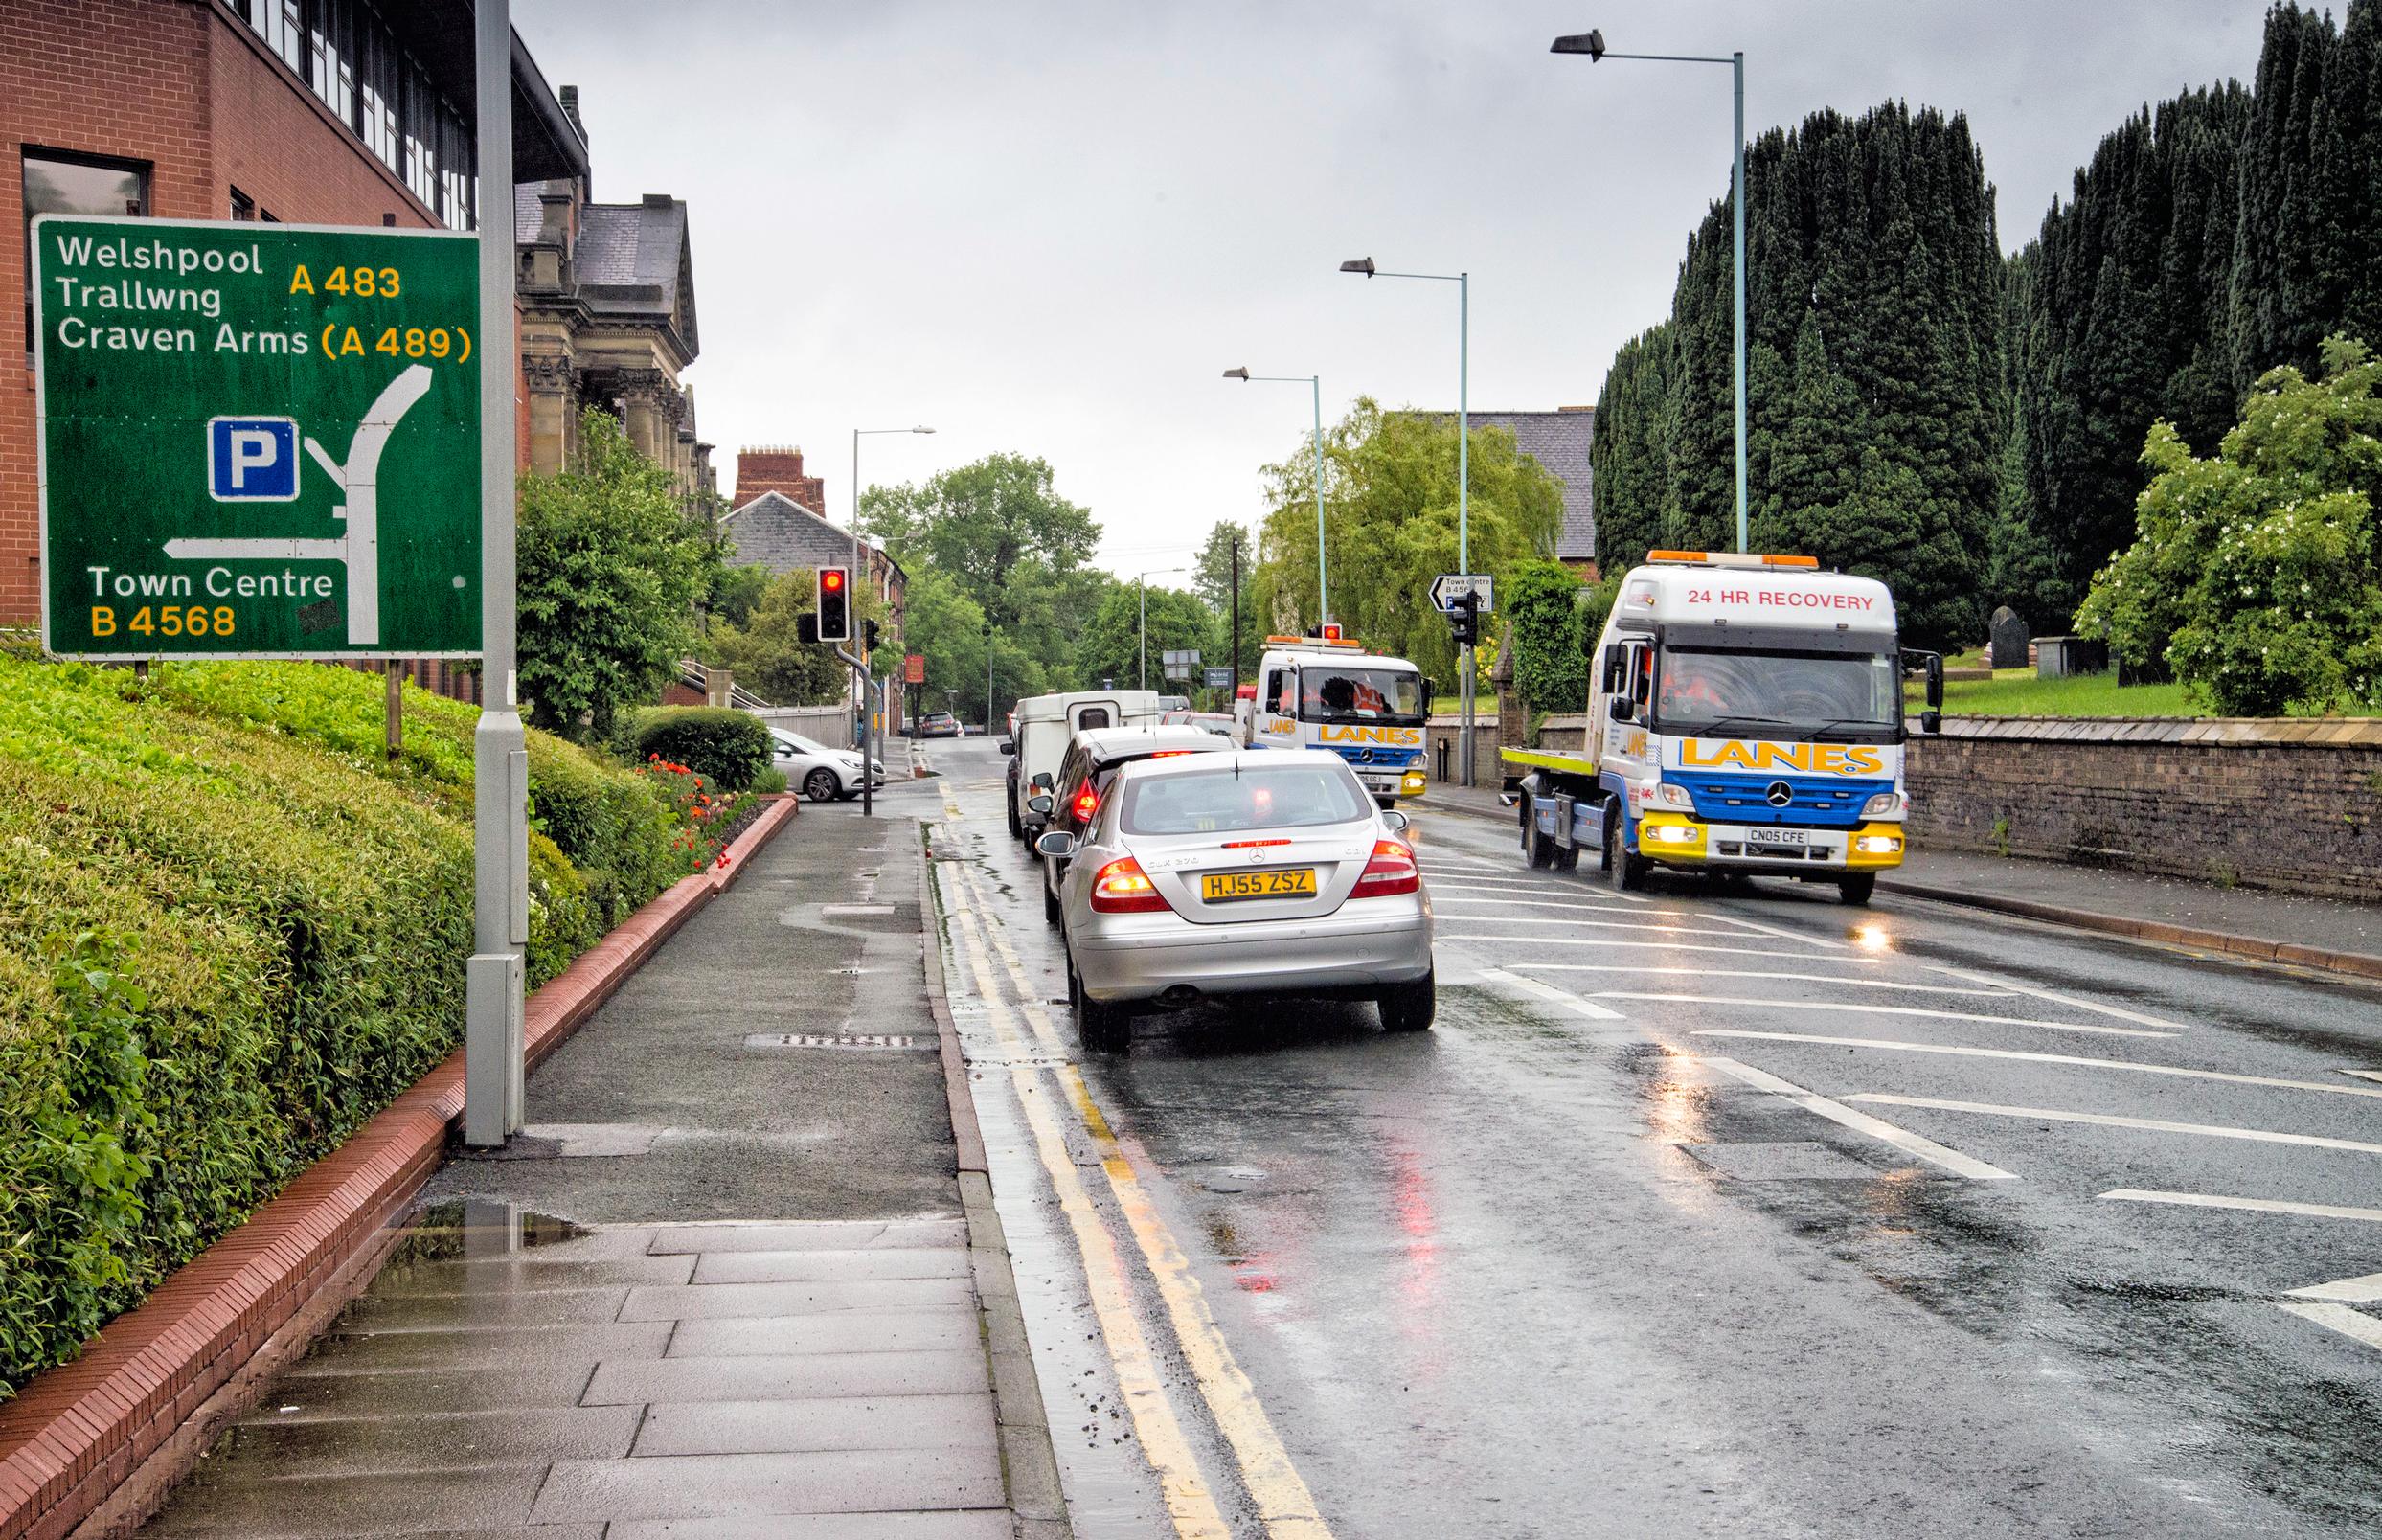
[166,363,433,647]
[1430,573,1493,614]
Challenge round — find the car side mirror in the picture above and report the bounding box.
[1035,830,1078,858]
[1607,694,1632,722]
[1027,794,1054,815]
[1032,772,1055,791]
[1380,808,1409,833]
[1921,710,1942,736]
[998,739,1016,756]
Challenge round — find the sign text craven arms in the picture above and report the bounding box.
[34,215,481,658]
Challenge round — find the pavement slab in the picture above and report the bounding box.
[527,1447,1006,1522]
[664,1309,979,1358]
[580,1350,988,1405]
[630,1393,998,1457]
[689,1247,974,1283]
[603,1514,1010,1540]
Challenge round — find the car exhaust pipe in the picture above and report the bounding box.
[1159,985,1202,1008]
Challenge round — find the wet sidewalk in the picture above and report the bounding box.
[1413,779,2382,975]
[138,791,1063,1538]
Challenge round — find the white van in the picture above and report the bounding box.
[1002,690,1163,840]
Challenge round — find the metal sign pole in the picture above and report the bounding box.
[465,0,526,1148]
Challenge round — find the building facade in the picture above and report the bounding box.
[722,446,905,650]
[514,88,710,507]
[1,0,585,628]
[1460,406,1598,578]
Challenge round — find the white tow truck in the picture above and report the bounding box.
[1501,551,1943,905]
[1239,634,1432,806]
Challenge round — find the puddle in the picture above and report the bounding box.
[385,1199,589,1263]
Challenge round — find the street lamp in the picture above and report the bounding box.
[1137,567,1187,691]
[1223,368,1329,629]
[849,424,934,816]
[1339,256,1476,783]
[1552,26,1747,554]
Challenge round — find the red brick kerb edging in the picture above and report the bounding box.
[0,795,800,1540]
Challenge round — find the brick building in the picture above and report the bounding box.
[721,446,905,647]
[730,444,825,515]
[2,0,586,629]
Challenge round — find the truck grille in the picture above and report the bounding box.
[1680,773,1890,829]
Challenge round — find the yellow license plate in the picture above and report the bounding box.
[1200,868,1317,902]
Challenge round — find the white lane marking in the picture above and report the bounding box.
[1692,1030,2382,1099]
[1845,1094,2382,1156]
[1601,993,2172,1038]
[1700,1055,2017,1180]
[2275,1302,2382,1353]
[1925,965,2187,1033]
[1477,967,1627,1019]
[1696,910,1846,949]
[1441,936,1897,962]
[1421,874,1654,905]
[1512,964,2013,998]
[1430,916,1816,940]
[1434,895,1700,918]
[2346,1070,2382,1085]
[2100,1189,2382,1224]
[2287,1272,2382,1302]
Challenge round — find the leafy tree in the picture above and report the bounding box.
[705,560,775,632]
[1073,584,1212,692]
[1250,399,1563,688]
[517,410,710,741]
[1589,324,1678,569]
[1191,520,1259,678]
[2078,337,2382,714]
[1503,560,1593,717]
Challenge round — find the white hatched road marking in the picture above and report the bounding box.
[2287,1272,2382,1302]
[1441,935,1896,962]
[1432,915,1826,940]
[2275,1302,2382,1352]
[1701,1056,2017,1180]
[1600,993,2171,1039]
[1477,967,1627,1020]
[2346,1070,2382,1085]
[1925,965,2187,1033]
[1511,964,2013,998]
[2100,1189,2382,1223]
[1696,910,1846,949]
[1434,895,1700,918]
[1421,872,1654,905]
[1691,1030,2382,1099]
[1847,1095,2382,1156]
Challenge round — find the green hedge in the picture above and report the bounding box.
[629,705,774,792]
[0,658,710,1398]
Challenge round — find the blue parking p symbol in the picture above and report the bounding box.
[207,417,300,502]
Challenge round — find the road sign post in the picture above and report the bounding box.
[1430,574,1494,788]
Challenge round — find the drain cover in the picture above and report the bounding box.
[746,1032,930,1051]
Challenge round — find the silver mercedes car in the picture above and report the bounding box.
[1037,749,1435,1048]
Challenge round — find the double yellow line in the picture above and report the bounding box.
[936,787,1333,1540]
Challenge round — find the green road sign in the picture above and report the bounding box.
[34,215,481,659]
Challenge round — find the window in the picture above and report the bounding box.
[230,186,256,221]
[1297,666,1425,725]
[1651,645,1903,740]
[1121,764,1371,837]
[22,149,148,351]
[308,3,354,126]
[249,0,303,72]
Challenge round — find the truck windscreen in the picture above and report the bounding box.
[1299,666,1425,726]
[1653,645,1901,741]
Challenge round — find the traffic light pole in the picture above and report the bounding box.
[835,643,872,816]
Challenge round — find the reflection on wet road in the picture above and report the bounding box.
[926,739,2382,1539]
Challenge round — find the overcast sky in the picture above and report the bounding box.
[511,0,2266,581]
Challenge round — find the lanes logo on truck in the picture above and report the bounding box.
[1680,740,1886,775]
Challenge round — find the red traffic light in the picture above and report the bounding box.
[1320,623,1344,641]
[821,568,846,592]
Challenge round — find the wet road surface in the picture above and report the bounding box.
[923,737,2382,1539]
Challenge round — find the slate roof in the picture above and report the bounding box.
[719,491,905,582]
[1463,409,1596,559]
[514,184,699,361]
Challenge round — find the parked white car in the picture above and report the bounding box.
[1037,749,1435,1048]
[770,729,885,803]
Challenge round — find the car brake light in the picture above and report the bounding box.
[1072,784,1100,823]
[1353,839,1420,897]
[1148,750,1195,759]
[1089,855,1170,914]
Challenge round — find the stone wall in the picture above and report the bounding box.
[1906,717,2382,900]
[1423,713,1504,787]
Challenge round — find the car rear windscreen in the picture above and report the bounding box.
[1121,764,1370,836]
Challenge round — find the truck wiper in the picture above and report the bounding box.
[1802,718,1894,741]
[1682,714,1797,736]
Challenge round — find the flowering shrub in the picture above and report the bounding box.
[637,755,749,873]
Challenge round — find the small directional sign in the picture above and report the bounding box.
[1430,573,1494,614]
[1203,666,1234,688]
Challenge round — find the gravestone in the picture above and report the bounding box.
[1988,607,2030,669]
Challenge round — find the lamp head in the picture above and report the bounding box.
[1338,258,1376,277]
[1222,367,1250,380]
[1551,29,1606,59]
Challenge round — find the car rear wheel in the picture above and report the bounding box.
[1377,972,1436,1032]
[1075,970,1129,1050]
[1837,872,1876,906]
[803,768,840,803]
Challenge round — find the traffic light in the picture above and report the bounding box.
[862,618,881,654]
[816,566,851,643]
[797,613,819,645]
[1447,590,1479,646]
[1320,622,1344,642]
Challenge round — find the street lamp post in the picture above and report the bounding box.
[1339,257,1477,785]
[1552,27,1747,554]
[850,425,934,815]
[1222,369,1328,628]
[1138,567,1187,691]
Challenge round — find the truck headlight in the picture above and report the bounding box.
[1655,782,1694,809]
[1650,823,1701,845]
[1855,834,1903,854]
[1860,791,1904,817]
